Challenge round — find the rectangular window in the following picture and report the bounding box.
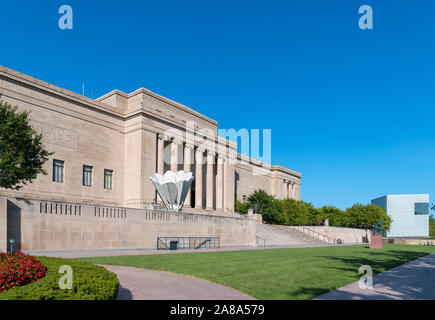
[83,165,93,187]
[415,202,429,215]
[242,195,247,203]
[53,160,64,183]
[104,169,113,190]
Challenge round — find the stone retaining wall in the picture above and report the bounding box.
[384,238,435,246]
[304,226,371,244]
[0,197,257,252]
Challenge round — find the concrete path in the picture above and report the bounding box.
[102,265,255,300]
[316,253,435,300]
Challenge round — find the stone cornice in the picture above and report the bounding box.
[0,65,123,119]
[236,153,302,179]
[98,87,218,127]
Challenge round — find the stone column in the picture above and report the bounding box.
[287,182,291,199]
[216,154,224,211]
[184,143,193,207]
[157,134,165,175]
[282,179,287,199]
[223,155,235,212]
[195,148,204,209]
[290,182,295,199]
[170,138,180,172]
[0,197,7,253]
[206,151,215,210]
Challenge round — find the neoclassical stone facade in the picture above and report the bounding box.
[0,65,301,214]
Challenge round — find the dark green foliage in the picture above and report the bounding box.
[246,190,282,224]
[0,256,119,300]
[345,203,391,230]
[235,190,391,230]
[0,94,52,190]
[234,199,249,214]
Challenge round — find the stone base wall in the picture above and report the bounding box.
[1,197,257,252]
[304,226,371,244]
[384,238,435,246]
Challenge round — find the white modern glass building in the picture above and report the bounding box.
[371,194,430,238]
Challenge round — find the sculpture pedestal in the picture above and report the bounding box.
[370,234,383,249]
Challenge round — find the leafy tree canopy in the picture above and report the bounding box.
[234,190,391,230]
[0,94,52,190]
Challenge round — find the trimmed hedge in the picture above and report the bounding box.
[0,255,119,300]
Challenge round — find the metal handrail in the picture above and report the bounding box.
[295,226,336,244]
[156,236,220,250]
[195,239,211,249]
[256,235,267,247]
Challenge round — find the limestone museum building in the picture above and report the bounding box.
[0,65,302,252]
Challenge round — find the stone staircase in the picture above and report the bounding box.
[256,224,328,246]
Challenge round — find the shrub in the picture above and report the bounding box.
[235,199,249,214]
[319,206,347,226]
[345,203,391,230]
[238,190,391,230]
[0,255,118,300]
[0,252,47,293]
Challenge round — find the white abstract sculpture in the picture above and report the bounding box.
[150,171,193,213]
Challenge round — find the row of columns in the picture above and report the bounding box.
[283,179,295,199]
[156,133,227,211]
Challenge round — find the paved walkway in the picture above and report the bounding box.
[316,253,435,300]
[102,265,255,300]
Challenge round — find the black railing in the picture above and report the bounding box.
[256,235,266,247]
[157,237,220,250]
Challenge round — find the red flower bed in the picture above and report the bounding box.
[0,252,47,293]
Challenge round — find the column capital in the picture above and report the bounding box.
[158,133,170,141]
[195,147,205,154]
[217,154,226,164]
[171,137,182,145]
[184,143,194,150]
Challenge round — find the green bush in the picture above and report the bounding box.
[0,256,119,300]
[345,203,391,230]
[237,190,391,230]
[234,199,249,214]
[319,206,347,226]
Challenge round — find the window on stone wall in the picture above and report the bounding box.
[83,165,93,187]
[415,202,429,215]
[53,159,64,183]
[104,169,113,190]
[242,195,247,203]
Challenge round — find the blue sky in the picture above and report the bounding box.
[1,0,434,209]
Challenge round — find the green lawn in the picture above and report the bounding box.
[77,244,435,300]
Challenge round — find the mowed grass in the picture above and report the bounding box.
[77,244,435,300]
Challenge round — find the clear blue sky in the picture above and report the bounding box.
[1,0,434,209]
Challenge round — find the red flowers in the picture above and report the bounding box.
[0,252,47,293]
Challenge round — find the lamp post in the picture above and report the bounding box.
[9,239,14,253]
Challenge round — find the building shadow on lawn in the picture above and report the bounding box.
[315,249,430,274]
[312,251,435,300]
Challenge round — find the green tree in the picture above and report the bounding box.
[345,203,391,230]
[319,206,347,226]
[281,199,311,225]
[247,190,286,224]
[0,95,52,190]
[234,198,249,214]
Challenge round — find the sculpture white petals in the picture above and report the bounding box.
[150,171,193,213]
